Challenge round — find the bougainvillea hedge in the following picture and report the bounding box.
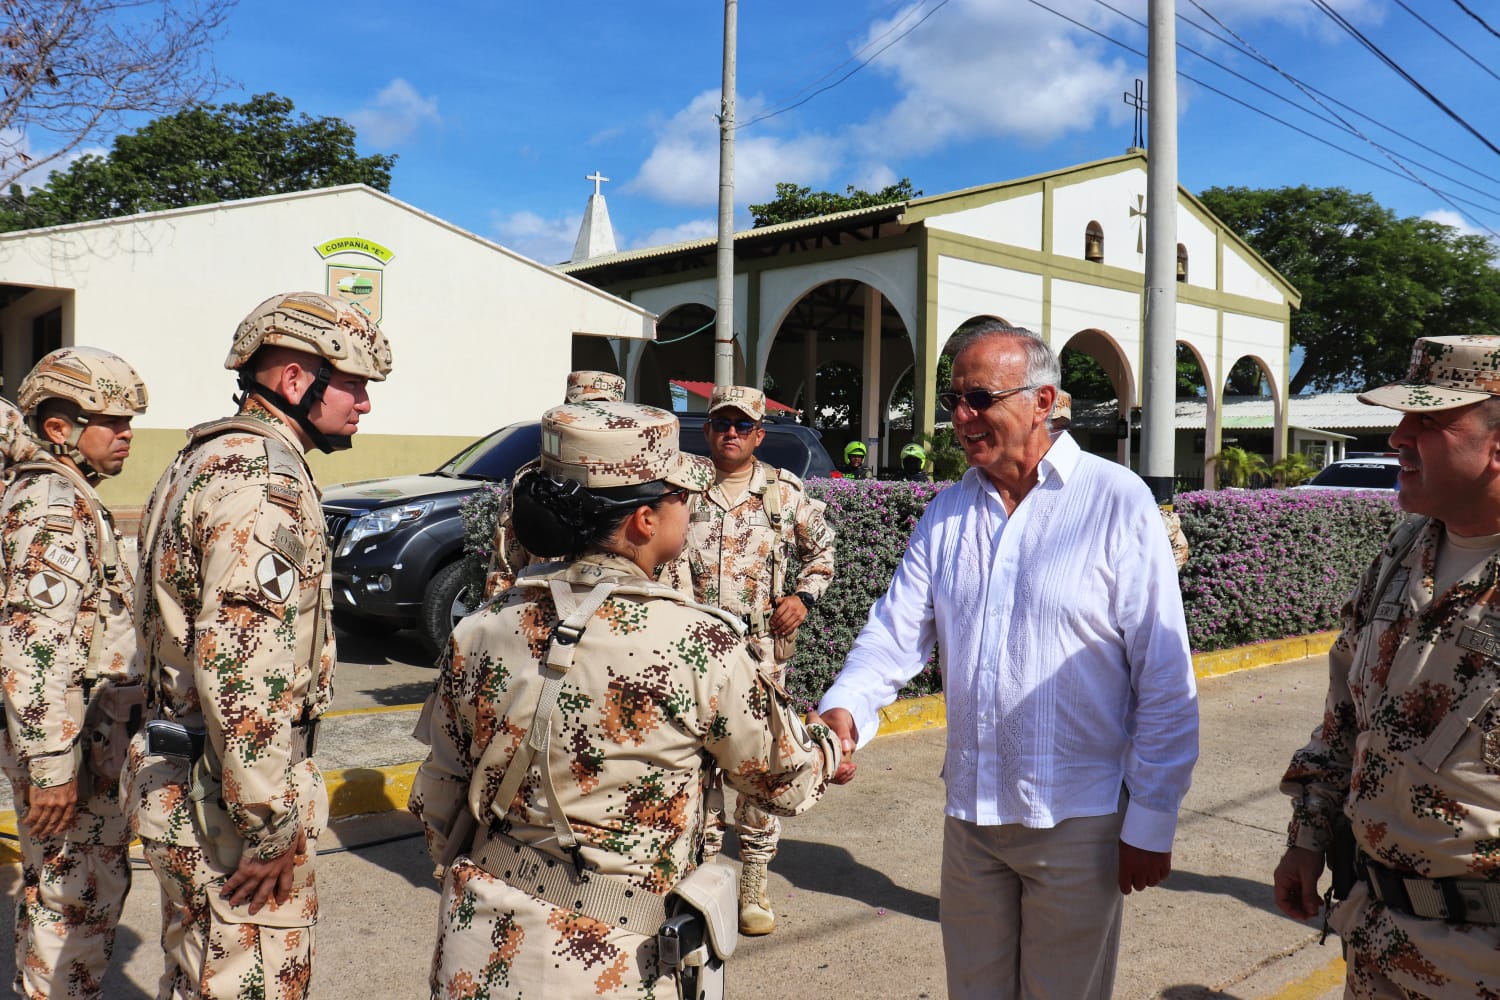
[458,479,1402,710]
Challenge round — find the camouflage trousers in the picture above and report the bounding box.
[139,833,320,1000]
[432,856,679,1000]
[3,770,131,1000]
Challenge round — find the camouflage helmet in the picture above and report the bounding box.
[18,346,149,418]
[226,291,392,381]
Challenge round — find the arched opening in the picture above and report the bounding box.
[1176,242,1189,283]
[570,335,619,377]
[630,303,743,411]
[1084,221,1104,263]
[1214,355,1281,488]
[1057,328,1134,465]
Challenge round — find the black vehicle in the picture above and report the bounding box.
[322,413,836,657]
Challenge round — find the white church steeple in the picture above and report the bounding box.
[570,170,618,262]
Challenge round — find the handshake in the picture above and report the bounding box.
[806,708,859,784]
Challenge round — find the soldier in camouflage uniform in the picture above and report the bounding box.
[411,400,842,999]
[660,384,836,936]
[0,348,149,999]
[482,370,626,600]
[124,292,391,1000]
[1275,334,1500,999]
[0,394,39,473]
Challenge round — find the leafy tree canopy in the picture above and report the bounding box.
[1197,185,1500,395]
[0,92,396,231]
[749,178,921,228]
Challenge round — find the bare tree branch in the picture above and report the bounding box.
[0,0,235,187]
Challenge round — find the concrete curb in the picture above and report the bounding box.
[0,630,1338,862]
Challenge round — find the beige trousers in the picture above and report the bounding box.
[939,808,1125,1000]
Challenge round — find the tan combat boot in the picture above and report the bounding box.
[738,861,776,936]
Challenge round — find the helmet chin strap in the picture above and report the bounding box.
[236,364,352,453]
[36,415,105,482]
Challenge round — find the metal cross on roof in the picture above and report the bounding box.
[586,170,610,196]
[1123,78,1147,149]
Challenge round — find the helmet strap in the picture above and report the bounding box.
[34,412,104,481]
[237,363,352,453]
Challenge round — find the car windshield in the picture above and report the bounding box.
[437,423,541,482]
[679,431,820,478]
[1307,462,1399,489]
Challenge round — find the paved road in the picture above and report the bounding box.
[0,654,1347,999]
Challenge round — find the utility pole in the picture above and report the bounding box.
[1141,0,1178,503]
[714,0,737,387]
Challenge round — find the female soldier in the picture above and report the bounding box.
[410,400,844,999]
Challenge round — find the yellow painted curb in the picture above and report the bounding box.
[1193,631,1338,680]
[326,761,420,819]
[877,692,947,736]
[1264,955,1345,999]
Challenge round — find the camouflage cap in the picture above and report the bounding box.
[564,370,626,404]
[708,384,766,421]
[541,401,713,492]
[226,291,393,381]
[1358,335,1500,412]
[1050,389,1072,425]
[18,346,149,417]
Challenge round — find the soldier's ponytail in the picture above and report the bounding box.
[512,469,672,558]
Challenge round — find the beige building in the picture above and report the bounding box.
[0,184,655,506]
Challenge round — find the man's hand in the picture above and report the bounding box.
[770,594,808,637]
[809,707,859,784]
[222,827,308,915]
[1118,841,1172,894]
[1273,846,1325,921]
[23,779,77,838]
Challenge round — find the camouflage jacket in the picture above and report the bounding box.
[1162,509,1190,570]
[0,453,137,786]
[411,551,841,892]
[1282,517,1500,994]
[663,463,835,629]
[0,397,39,474]
[482,460,538,600]
[127,399,333,861]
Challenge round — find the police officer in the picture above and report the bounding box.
[897,443,931,482]
[0,348,148,999]
[840,439,872,479]
[125,292,391,999]
[1274,334,1500,998]
[664,384,836,935]
[482,370,626,599]
[410,401,843,998]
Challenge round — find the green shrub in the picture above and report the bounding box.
[456,478,1401,706]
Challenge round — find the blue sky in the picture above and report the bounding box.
[36,0,1500,263]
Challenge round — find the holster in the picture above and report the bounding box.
[81,681,146,800]
[1326,812,1357,901]
[666,859,739,962]
[188,743,245,871]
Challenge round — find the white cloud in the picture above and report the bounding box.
[1421,209,1500,256]
[636,218,716,248]
[348,79,440,148]
[491,209,581,265]
[1,128,107,190]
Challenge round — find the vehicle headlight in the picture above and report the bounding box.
[335,501,433,558]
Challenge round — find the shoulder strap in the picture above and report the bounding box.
[759,462,788,598]
[1357,514,1430,631]
[485,579,619,870]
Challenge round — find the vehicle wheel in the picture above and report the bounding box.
[420,561,475,659]
[332,609,400,638]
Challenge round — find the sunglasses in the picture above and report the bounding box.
[709,417,760,434]
[938,384,1038,413]
[657,486,692,504]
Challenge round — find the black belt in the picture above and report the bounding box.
[1358,853,1500,925]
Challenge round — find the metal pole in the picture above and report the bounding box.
[714,0,737,388]
[1141,0,1178,503]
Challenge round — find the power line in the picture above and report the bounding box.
[1308,0,1500,160]
[770,0,934,112]
[1089,0,1500,211]
[1024,0,1500,233]
[1390,0,1500,85]
[1447,0,1500,42]
[736,0,952,131]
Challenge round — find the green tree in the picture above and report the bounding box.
[0,92,396,230]
[1197,185,1500,394]
[0,0,236,188]
[749,178,921,227]
[1061,344,1205,400]
[1213,446,1269,488]
[1269,452,1318,488]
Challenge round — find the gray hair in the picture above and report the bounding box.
[948,320,1061,393]
[1483,394,1500,430]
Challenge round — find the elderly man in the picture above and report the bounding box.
[1274,334,1500,999]
[817,321,1199,999]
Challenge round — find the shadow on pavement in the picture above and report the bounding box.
[364,681,435,707]
[334,626,434,668]
[1159,987,1245,999]
[758,836,939,922]
[1158,865,1282,918]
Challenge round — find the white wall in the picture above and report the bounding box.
[1052,168,1148,272]
[1050,279,1141,357]
[935,256,1043,343]
[0,187,654,437]
[1221,242,1282,303]
[924,191,1043,251]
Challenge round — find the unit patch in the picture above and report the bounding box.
[271,525,307,566]
[40,544,84,578]
[25,570,69,609]
[267,482,301,511]
[255,552,297,604]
